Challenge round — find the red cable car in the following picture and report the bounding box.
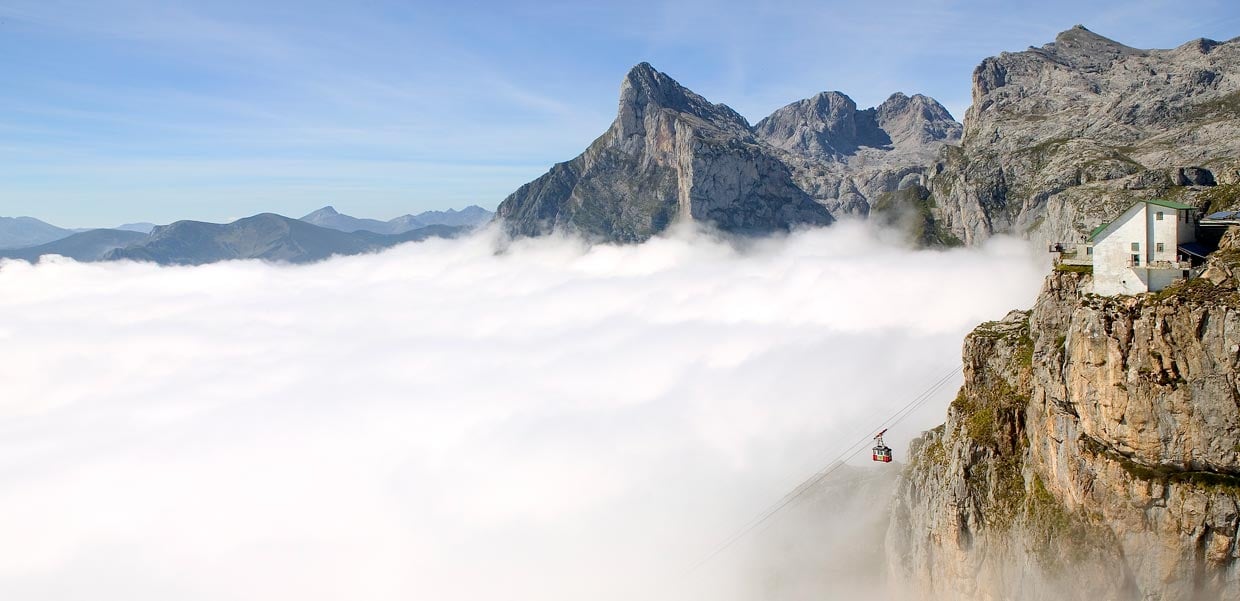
[872,429,892,463]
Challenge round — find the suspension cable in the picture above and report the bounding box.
[683,363,963,575]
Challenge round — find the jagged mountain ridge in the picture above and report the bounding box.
[301,205,492,235]
[406,205,493,228]
[756,90,962,218]
[500,26,1240,247]
[497,63,833,241]
[496,62,957,241]
[755,91,894,158]
[300,206,398,235]
[753,91,960,161]
[929,25,1240,247]
[0,206,480,265]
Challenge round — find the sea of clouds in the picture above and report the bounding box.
[0,222,1045,600]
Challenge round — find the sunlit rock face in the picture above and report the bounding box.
[754,91,962,219]
[927,25,1240,249]
[495,62,966,243]
[890,242,1240,600]
[496,63,832,242]
[501,26,1240,250]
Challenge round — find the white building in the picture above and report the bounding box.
[1087,199,1201,296]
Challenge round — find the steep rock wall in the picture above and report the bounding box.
[495,63,832,241]
[927,26,1240,248]
[889,264,1240,600]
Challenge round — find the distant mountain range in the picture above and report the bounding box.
[0,229,150,262]
[0,216,78,250]
[15,26,1235,255]
[301,205,492,234]
[116,222,159,234]
[105,214,464,266]
[0,205,491,265]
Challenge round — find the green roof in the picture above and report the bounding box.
[1088,223,1110,241]
[1145,198,1196,211]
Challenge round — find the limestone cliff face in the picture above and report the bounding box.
[930,25,1240,247]
[495,63,832,242]
[755,91,962,217]
[890,256,1240,599]
[496,63,960,242]
[498,27,1240,246]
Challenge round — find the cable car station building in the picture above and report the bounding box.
[1050,199,1212,296]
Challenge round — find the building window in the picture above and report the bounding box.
[1131,242,1140,251]
[1086,247,1093,255]
[1157,242,1165,252]
[1132,254,1141,266]
[1157,211,1164,220]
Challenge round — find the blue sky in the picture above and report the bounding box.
[1,0,1238,227]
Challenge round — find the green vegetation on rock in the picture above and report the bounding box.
[1081,436,1240,493]
[871,185,964,248]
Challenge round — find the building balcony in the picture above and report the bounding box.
[1049,243,1093,266]
[1127,258,1192,270]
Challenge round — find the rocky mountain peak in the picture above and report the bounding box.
[875,92,962,147]
[753,90,889,159]
[1039,24,1146,71]
[804,91,865,134]
[754,88,961,163]
[303,206,339,218]
[497,63,830,241]
[616,62,749,138]
[1175,36,1222,56]
[877,92,945,120]
[934,28,1240,248]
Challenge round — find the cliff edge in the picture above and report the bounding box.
[889,238,1240,599]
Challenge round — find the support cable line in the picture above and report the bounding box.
[683,363,964,576]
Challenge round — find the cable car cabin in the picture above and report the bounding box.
[872,429,892,463]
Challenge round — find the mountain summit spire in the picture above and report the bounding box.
[497,63,830,241]
[616,62,749,138]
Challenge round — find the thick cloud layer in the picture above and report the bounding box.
[0,222,1045,600]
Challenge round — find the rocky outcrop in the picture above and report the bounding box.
[754,91,892,159]
[889,253,1240,599]
[928,25,1240,247]
[496,63,833,241]
[755,92,962,217]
